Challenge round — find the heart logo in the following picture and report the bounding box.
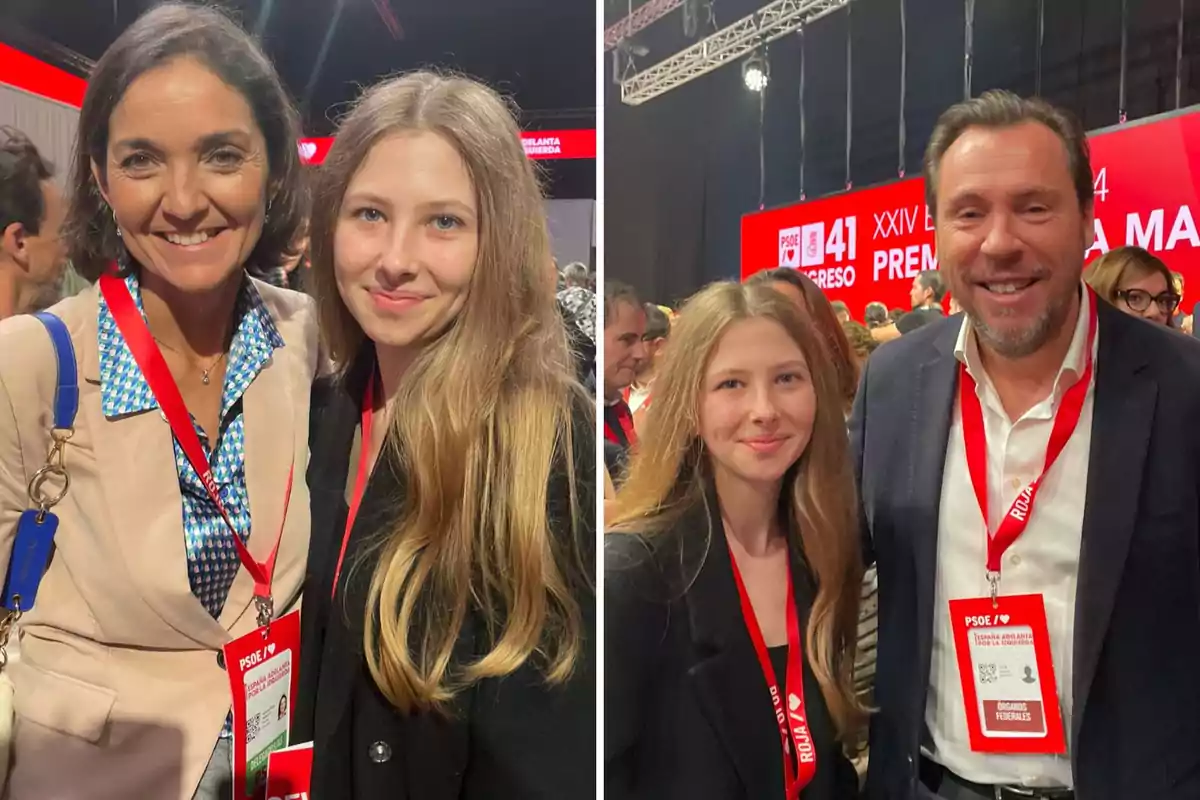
[298,141,317,161]
[265,642,277,657]
[998,614,1010,625]
[785,248,796,262]
[788,693,801,712]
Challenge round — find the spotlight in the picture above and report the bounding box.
[742,53,769,92]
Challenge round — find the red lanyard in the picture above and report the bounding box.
[330,370,375,600]
[603,399,637,447]
[99,273,293,625]
[728,546,816,798]
[959,290,1098,598]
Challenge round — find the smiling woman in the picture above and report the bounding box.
[0,4,317,800]
[292,71,596,800]
[605,281,866,800]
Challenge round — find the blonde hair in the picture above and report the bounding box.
[608,281,867,738]
[308,71,589,713]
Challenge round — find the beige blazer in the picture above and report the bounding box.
[0,280,318,800]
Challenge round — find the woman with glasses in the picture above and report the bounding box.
[1085,246,1180,327]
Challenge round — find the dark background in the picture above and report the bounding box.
[0,0,596,199]
[604,0,1200,306]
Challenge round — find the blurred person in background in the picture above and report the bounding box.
[606,281,865,800]
[864,300,900,344]
[831,299,851,324]
[294,72,595,799]
[0,127,67,319]
[1085,245,1179,328]
[1169,271,1193,332]
[603,281,646,478]
[558,260,595,342]
[1171,270,1191,331]
[254,219,310,291]
[628,302,670,421]
[842,319,877,367]
[0,5,316,799]
[748,268,858,418]
[556,261,596,390]
[910,269,946,313]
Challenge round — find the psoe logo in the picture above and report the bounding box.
[800,222,825,267]
[778,227,802,267]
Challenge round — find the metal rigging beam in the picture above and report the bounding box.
[619,0,852,106]
[604,0,683,51]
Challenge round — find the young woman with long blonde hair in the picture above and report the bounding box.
[605,281,865,800]
[292,72,595,799]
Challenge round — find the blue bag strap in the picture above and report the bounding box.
[32,312,79,430]
[0,313,77,622]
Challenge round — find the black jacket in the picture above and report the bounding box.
[605,490,860,800]
[293,352,597,799]
[852,299,1200,800]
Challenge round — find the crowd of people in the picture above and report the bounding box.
[604,89,1200,800]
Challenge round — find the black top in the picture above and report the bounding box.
[768,644,788,695]
[293,347,597,800]
[605,487,859,800]
[851,298,1200,799]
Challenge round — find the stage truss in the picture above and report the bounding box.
[604,0,684,51]
[619,0,853,106]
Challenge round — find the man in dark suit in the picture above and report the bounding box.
[851,90,1200,800]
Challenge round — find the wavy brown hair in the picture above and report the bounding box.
[607,281,867,738]
[1085,246,1177,327]
[308,71,589,713]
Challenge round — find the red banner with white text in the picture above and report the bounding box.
[298,129,595,165]
[741,107,1200,319]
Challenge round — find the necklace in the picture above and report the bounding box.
[154,337,228,385]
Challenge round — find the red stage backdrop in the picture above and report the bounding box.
[741,107,1200,319]
[298,129,596,165]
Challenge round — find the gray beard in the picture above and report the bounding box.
[967,295,1071,360]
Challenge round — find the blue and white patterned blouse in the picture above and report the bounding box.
[97,272,284,619]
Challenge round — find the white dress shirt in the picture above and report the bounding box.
[925,287,1097,788]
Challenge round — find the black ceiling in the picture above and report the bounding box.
[1,0,597,198]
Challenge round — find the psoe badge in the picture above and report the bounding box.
[779,226,802,267]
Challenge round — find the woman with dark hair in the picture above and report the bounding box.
[0,4,315,798]
[747,268,859,417]
[606,282,865,799]
[292,72,595,799]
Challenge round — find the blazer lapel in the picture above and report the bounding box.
[311,355,377,749]
[1071,304,1154,744]
[909,327,959,678]
[82,309,229,646]
[684,492,785,799]
[219,327,298,631]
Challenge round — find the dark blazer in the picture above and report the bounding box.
[605,490,860,800]
[851,300,1200,800]
[293,352,597,800]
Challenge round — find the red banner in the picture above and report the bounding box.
[298,130,595,165]
[742,107,1200,319]
[296,137,335,166]
[0,43,87,108]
